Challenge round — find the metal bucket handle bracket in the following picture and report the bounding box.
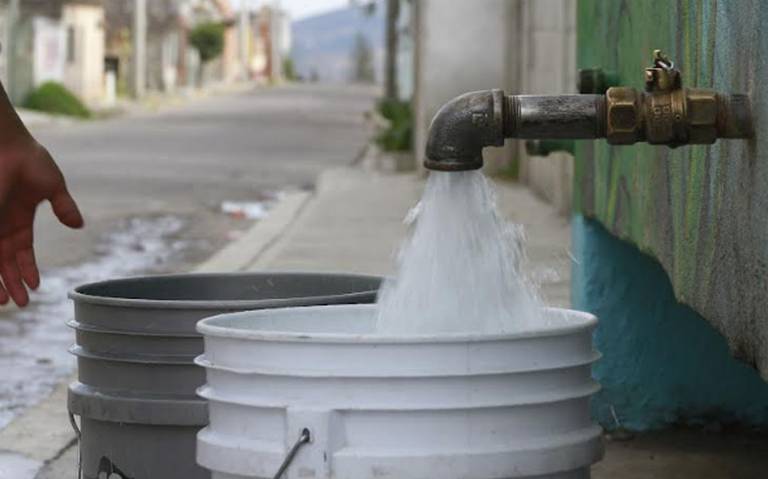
[69,412,83,479]
[273,428,312,479]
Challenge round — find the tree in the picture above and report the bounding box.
[351,33,375,84]
[283,57,298,82]
[189,22,225,64]
[384,0,400,100]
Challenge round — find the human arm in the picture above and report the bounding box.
[0,81,83,307]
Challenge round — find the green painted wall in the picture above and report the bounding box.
[575,0,768,376]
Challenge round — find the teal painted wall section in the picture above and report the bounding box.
[576,0,768,376]
[572,215,768,431]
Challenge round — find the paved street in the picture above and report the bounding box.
[0,83,377,437]
[30,83,377,271]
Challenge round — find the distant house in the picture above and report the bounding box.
[61,0,105,105]
[105,0,183,94]
[1,0,105,106]
[248,5,290,83]
[104,0,236,95]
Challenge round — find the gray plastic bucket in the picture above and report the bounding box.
[67,272,382,479]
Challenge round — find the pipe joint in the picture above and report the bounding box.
[424,89,506,171]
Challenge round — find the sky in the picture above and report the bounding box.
[235,0,351,20]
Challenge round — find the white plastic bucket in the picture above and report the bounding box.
[196,305,603,479]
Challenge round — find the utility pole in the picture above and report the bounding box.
[384,0,399,100]
[238,2,250,80]
[132,0,147,98]
[5,0,20,101]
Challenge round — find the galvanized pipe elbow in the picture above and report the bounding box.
[424,89,506,171]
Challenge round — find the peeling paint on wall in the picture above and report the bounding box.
[573,215,768,431]
[575,0,768,377]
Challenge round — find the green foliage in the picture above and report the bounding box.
[283,57,298,81]
[351,33,375,83]
[495,156,521,181]
[22,82,90,118]
[374,98,412,152]
[189,22,225,63]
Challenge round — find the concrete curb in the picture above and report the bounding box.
[17,109,78,128]
[194,190,312,272]
[0,187,315,477]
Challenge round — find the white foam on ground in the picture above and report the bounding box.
[0,451,42,479]
[0,216,187,429]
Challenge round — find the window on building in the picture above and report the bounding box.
[67,26,76,63]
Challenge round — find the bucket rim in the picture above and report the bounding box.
[197,305,598,344]
[69,271,382,310]
[68,319,202,338]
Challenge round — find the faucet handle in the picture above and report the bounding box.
[644,50,682,92]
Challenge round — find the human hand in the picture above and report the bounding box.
[0,137,83,307]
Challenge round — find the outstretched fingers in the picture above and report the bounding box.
[13,227,38,290]
[50,188,84,229]
[0,238,29,307]
[0,281,8,306]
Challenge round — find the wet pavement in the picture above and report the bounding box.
[0,216,187,429]
[28,83,377,272]
[0,83,376,430]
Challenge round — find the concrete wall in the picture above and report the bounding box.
[516,0,576,215]
[411,0,577,210]
[573,0,768,429]
[62,4,104,106]
[412,0,519,172]
[8,16,37,104]
[574,0,768,376]
[32,16,65,85]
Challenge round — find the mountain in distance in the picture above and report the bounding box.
[291,1,385,83]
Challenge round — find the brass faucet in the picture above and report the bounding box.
[605,50,752,146]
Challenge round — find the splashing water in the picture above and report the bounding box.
[376,171,541,335]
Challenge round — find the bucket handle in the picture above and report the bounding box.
[273,428,311,479]
[68,412,83,479]
[68,414,310,479]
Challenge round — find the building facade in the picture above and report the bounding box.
[2,0,105,106]
[104,0,237,96]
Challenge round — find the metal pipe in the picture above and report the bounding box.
[424,52,753,171]
[424,90,605,171]
[507,95,606,139]
[717,94,754,139]
[424,88,753,171]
